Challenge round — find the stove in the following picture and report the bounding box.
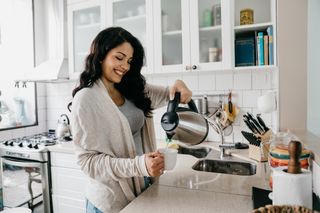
[0,132,55,212]
[0,132,57,162]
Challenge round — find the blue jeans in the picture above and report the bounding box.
[86,199,103,213]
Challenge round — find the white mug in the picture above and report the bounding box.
[257,92,277,113]
[158,148,178,171]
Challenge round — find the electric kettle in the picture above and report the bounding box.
[56,114,72,141]
[160,93,209,145]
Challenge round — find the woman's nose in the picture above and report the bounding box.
[121,62,130,71]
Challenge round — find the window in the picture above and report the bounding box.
[0,0,38,130]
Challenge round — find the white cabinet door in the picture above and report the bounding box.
[51,152,87,213]
[102,0,154,75]
[67,0,101,79]
[52,195,85,213]
[51,166,86,199]
[153,0,231,74]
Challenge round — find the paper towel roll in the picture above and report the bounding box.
[272,167,312,209]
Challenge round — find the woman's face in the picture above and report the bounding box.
[101,41,133,84]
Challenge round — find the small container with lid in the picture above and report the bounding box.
[208,47,218,62]
[240,8,254,25]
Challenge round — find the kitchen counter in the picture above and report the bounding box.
[121,142,271,213]
[46,131,320,213]
[291,130,320,164]
[47,141,75,153]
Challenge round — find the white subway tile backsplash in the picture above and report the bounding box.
[216,73,233,90]
[182,73,198,91]
[38,109,47,123]
[233,71,252,90]
[242,90,261,108]
[252,72,272,89]
[198,73,215,91]
[25,126,39,136]
[36,83,47,97]
[41,68,278,144]
[46,83,73,96]
[0,131,12,141]
[37,96,46,110]
[11,128,26,138]
[152,76,168,86]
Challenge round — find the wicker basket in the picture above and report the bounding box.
[252,204,318,213]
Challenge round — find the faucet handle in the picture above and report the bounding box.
[219,143,235,149]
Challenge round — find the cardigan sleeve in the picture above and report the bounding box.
[145,83,170,109]
[71,91,150,184]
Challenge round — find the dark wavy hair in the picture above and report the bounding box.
[68,27,152,117]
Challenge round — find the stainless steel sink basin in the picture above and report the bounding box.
[177,146,212,158]
[192,159,256,176]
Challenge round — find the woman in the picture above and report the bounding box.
[70,27,192,213]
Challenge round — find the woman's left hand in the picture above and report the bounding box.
[169,80,192,104]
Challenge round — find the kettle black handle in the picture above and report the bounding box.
[188,99,199,113]
[167,92,180,112]
[60,114,70,125]
[167,92,199,113]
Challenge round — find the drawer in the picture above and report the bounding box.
[52,195,85,213]
[51,152,79,169]
[51,166,86,199]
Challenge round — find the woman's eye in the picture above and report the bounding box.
[116,56,123,61]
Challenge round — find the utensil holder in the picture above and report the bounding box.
[249,143,269,162]
[249,130,272,162]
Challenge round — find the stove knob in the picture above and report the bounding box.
[28,144,33,149]
[3,141,9,146]
[34,144,39,149]
[18,143,24,147]
[9,141,14,146]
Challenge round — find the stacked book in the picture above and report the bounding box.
[235,26,273,67]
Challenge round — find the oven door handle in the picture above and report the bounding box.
[2,157,41,168]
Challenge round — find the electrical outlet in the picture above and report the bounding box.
[312,160,320,198]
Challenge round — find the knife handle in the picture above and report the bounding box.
[247,112,264,133]
[244,119,261,135]
[256,114,269,132]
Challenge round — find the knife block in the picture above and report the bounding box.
[248,130,272,162]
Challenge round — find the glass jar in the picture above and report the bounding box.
[268,132,311,189]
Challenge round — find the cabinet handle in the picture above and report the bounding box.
[192,65,197,70]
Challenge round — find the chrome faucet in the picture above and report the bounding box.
[205,114,234,159]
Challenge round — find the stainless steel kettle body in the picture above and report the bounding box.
[161,93,209,145]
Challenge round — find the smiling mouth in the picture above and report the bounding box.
[114,69,126,76]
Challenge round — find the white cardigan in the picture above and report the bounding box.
[71,79,169,212]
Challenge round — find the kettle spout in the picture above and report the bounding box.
[166,132,175,142]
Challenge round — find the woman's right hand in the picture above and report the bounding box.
[145,151,164,177]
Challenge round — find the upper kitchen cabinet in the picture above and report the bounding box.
[153,0,232,74]
[102,0,154,74]
[67,0,101,79]
[232,0,277,69]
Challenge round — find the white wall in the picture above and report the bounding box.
[44,70,276,143]
[307,0,320,137]
[277,0,308,131]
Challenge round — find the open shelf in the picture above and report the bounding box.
[234,22,273,33]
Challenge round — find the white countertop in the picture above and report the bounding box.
[47,141,75,153]
[46,130,320,212]
[120,142,270,213]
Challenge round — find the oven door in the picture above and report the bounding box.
[1,156,50,212]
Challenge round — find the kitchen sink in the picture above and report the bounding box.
[192,159,257,176]
[177,146,212,158]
